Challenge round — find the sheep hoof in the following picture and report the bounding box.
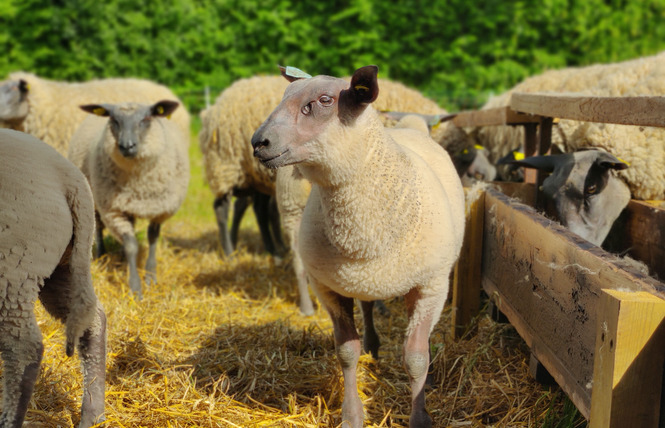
[341,399,364,428]
[409,409,432,428]
[145,271,157,287]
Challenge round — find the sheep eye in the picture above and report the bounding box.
[586,184,597,195]
[319,95,333,106]
[301,103,312,115]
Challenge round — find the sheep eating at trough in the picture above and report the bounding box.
[0,129,106,428]
[0,71,191,156]
[509,148,630,246]
[67,100,190,299]
[251,66,465,428]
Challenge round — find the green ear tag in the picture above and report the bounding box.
[285,66,312,79]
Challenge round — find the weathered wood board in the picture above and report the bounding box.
[511,92,665,127]
[452,106,541,128]
[480,188,665,418]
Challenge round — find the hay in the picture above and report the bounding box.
[9,148,586,427]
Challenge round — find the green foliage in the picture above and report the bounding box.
[2,0,665,112]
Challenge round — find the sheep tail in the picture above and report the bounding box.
[64,173,100,357]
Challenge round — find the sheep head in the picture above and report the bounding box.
[251,65,379,169]
[80,100,179,159]
[0,78,30,125]
[512,149,630,246]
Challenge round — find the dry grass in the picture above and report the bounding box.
[13,138,587,427]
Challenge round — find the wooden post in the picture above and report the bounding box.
[451,189,485,339]
[590,289,665,428]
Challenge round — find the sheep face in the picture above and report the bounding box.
[251,65,379,169]
[514,149,629,246]
[80,100,179,159]
[0,78,29,124]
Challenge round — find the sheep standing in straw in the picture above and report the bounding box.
[252,66,465,428]
[198,73,448,260]
[68,100,189,299]
[0,71,190,155]
[0,129,106,428]
[477,50,665,200]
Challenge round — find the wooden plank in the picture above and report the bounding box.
[589,290,665,428]
[451,188,485,338]
[604,200,665,280]
[481,188,665,418]
[511,93,665,127]
[452,106,541,128]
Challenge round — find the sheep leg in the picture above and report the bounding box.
[321,290,364,428]
[94,212,106,258]
[77,306,107,428]
[268,195,287,256]
[144,222,161,286]
[403,288,442,428]
[291,226,315,316]
[39,266,106,428]
[122,233,142,299]
[252,191,277,256]
[0,309,43,428]
[360,300,380,359]
[213,194,234,256]
[231,193,251,248]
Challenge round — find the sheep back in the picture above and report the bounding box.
[6,71,191,155]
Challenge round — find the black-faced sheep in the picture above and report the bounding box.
[252,66,465,428]
[0,71,191,156]
[0,128,106,428]
[68,100,190,299]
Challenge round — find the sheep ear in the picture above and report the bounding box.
[349,65,379,104]
[18,79,29,93]
[595,151,629,170]
[510,154,566,172]
[151,100,179,118]
[279,65,312,83]
[80,104,110,117]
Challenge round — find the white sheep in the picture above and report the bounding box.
[0,71,191,155]
[252,66,465,428]
[198,73,449,259]
[0,128,106,428]
[476,50,665,200]
[68,100,190,299]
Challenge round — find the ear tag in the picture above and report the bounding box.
[462,149,469,154]
[474,144,484,150]
[513,151,525,161]
[166,114,172,119]
[93,107,106,116]
[354,84,369,92]
[157,106,165,115]
[617,157,630,166]
[285,66,312,79]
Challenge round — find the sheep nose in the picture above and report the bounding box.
[251,135,269,157]
[119,140,138,157]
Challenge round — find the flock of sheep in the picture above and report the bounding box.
[1,49,664,428]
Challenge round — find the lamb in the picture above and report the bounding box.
[0,128,106,428]
[475,50,665,200]
[252,66,465,428]
[510,148,630,246]
[198,72,449,259]
[68,100,190,299]
[0,71,190,155]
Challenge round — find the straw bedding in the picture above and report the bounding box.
[8,148,585,427]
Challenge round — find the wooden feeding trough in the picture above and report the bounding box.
[450,93,665,427]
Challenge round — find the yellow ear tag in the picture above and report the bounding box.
[24,83,30,91]
[462,149,469,154]
[474,144,484,150]
[617,157,630,166]
[354,84,369,92]
[93,107,106,116]
[166,114,172,119]
[513,151,525,161]
[157,106,164,115]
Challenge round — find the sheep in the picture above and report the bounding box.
[475,50,665,200]
[199,73,449,259]
[68,100,189,299]
[251,65,465,428]
[0,71,191,155]
[510,148,630,246]
[0,128,106,428]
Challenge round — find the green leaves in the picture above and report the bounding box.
[1,0,664,112]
